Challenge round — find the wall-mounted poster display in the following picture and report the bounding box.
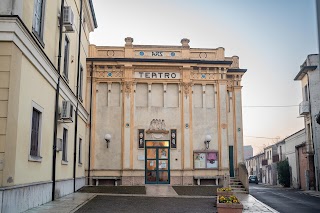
[138,129,145,148]
[194,150,218,169]
[170,129,177,148]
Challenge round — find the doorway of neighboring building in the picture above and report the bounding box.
[229,146,234,177]
[297,144,307,190]
[145,140,170,184]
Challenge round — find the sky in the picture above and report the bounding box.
[90,0,318,155]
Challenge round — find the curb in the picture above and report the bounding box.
[249,195,279,213]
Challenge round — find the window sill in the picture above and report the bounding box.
[61,160,68,165]
[62,74,69,83]
[32,30,45,48]
[29,155,42,162]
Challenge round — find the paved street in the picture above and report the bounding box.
[26,185,277,213]
[76,196,214,213]
[249,184,320,213]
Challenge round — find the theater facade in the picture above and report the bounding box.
[86,38,246,185]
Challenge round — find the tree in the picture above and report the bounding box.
[277,159,290,187]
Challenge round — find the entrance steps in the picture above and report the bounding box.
[230,177,247,194]
[145,185,178,197]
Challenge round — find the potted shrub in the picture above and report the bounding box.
[217,195,243,213]
[217,187,233,196]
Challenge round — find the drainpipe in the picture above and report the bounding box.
[315,0,320,192]
[73,0,83,192]
[88,61,93,184]
[52,0,64,201]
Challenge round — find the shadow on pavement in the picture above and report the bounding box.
[77,186,146,194]
[173,186,219,196]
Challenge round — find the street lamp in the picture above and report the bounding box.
[104,134,111,148]
[204,135,212,149]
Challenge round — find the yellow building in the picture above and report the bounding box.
[0,0,97,212]
[87,38,246,186]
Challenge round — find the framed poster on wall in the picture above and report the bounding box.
[170,129,177,148]
[194,150,218,169]
[138,129,145,148]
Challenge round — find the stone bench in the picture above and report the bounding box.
[193,176,223,186]
[92,176,121,186]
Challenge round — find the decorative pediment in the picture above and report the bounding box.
[146,119,169,134]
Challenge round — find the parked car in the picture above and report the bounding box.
[248,175,259,184]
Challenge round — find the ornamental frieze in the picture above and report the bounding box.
[181,82,193,97]
[122,81,133,97]
[95,71,123,78]
[191,72,216,80]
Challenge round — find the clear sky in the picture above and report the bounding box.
[90,0,318,155]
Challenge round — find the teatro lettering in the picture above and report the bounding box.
[136,72,180,79]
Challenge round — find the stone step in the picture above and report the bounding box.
[230,182,242,186]
[230,185,245,188]
[233,190,248,194]
[231,187,246,190]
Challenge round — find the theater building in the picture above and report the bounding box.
[86,37,246,186]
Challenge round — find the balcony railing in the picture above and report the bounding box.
[299,101,310,115]
[262,159,268,166]
[272,155,279,163]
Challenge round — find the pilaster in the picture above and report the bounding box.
[217,71,229,170]
[122,65,133,170]
[234,87,244,164]
[181,65,192,169]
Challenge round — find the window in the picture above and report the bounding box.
[62,128,68,162]
[78,138,82,164]
[78,65,83,101]
[32,0,46,41]
[30,108,42,157]
[304,85,309,101]
[63,36,70,80]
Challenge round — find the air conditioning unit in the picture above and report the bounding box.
[56,138,63,152]
[60,100,74,122]
[63,6,75,32]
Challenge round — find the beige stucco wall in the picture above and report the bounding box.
[0,42,22,187]
[0,0,95,187]
[14,55,55,184]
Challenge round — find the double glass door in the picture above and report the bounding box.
[145,141,170,184]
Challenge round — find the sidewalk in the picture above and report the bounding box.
[298,190,320,198]
[236,193,279,213]
[26,186,279,213]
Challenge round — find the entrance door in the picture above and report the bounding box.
[145,140,170,184]
[229,146,234,177]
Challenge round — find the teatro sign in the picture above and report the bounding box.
[135,72,180,79]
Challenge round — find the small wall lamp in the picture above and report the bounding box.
[204,135,212,149]
[104,134,111,148]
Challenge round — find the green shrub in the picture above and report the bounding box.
[277,159,290,187]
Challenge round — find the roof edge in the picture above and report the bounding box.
[89,0,98,28]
